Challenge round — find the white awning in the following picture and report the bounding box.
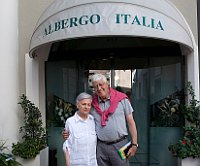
[29,0,194,55]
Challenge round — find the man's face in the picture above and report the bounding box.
[92,79,109,100]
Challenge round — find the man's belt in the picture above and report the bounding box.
[97,135,127,145]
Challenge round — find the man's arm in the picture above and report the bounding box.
[63,128,69,140]
[126,113,138,159]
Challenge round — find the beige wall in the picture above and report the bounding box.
[171,0,198,43]
[0,0,19,146]
[18,0,54,94]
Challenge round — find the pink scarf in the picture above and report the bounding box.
[92,88,127,126]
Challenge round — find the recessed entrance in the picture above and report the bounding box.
[46,37,185,166]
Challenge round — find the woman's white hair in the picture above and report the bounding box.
[90,73,107,83]
[76,92,92,104]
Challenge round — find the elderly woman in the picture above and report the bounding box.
[63,92,97,166]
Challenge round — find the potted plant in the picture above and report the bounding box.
[151,90,184,127]
[12,94,47,159]
[51,95,76,127]
[168,82,200,165]
[0,140,22,166]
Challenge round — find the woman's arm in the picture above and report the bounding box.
[63,121,70,165]
[65,147,70,166]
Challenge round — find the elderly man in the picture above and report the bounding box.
[63,73,138,166]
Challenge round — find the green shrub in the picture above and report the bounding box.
[0,140,22,166]
[168,82,200,159]
[12,95,47,159]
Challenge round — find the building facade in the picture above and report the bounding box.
[0,0,199,165]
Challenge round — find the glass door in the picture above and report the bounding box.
[132,63,184,166]
[46,60,86,166]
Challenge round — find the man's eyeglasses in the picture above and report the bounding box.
[93,82,105,90]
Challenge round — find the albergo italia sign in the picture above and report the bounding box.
[44,13,164,36]
[30,2,192,52]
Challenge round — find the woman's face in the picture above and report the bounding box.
[77,98,92,116]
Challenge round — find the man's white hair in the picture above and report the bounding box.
[90,73,107,83]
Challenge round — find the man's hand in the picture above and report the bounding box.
[62,128,69,140]
[127,145,137,160]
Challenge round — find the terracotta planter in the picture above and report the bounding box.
[178,157,200,166]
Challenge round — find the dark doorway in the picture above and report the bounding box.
[46,37,185,166]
